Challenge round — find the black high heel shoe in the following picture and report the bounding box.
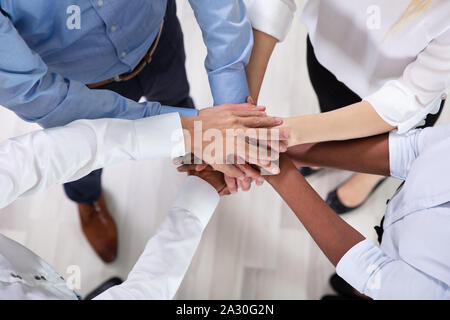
[298,167,323,177]
[326,178,387,215]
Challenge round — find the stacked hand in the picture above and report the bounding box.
[178,101,289,193]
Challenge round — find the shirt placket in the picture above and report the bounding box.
[88,0,133,71]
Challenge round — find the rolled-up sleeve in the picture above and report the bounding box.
[243,0,296,42]
[364,29,450,134]
[188,0,253,105]
[0,13,196,129]
[389,123,450,179]
[336,239,450,300]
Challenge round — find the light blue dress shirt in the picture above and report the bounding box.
[337,124,450,299]
[0,0,252,128]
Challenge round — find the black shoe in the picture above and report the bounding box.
[84,277,123,300]
[329,273,370,300]
[298,167,322,177]
[326,178,387,215]
[329,274,360,298]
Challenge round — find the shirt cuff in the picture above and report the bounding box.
[245,0,295,42]
[364,81,444,134]
[209,69,250,105]
[336,239,392,294]
[171,176,220,228]
[134,113,186,160]
[160,105,198,118]
[388,130,418,180]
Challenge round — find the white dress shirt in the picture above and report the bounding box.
[337,123,450,299]
[243,0,297,41]
[245,0,450,133]
[0,114,220,299]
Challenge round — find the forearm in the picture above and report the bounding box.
[189,0,252,105]
[287,134,390,176]
[245,29,278,102]
[0,115,184,209]
[284,101,395,146]
[266,155,365,266]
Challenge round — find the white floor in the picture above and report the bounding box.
[0,0,448,299]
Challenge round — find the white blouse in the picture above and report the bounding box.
[337,124,450,299]
[244,0,297,41]
[245,0,450,133]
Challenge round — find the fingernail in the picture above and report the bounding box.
[257,177,265,185]
[280,144,287,152]
[275,117,283,124]
[284,130,290,139]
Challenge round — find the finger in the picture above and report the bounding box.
[240,116,283,128]
[213,164,244,178]
[224,175,238,194]
[245,143,280,163]
[219,187,231,196]
[259,162,281,175]
[227,103,266,112]
[177,164,196,172]
[195,163,209,171]
[247,96,255,105]
[238,128,290,141]
[232,110,267,117]
[236,164,261,180]
[237,179,243,191]
[173,156,184,166]
[233,146,278,167]
[255,176,265,186]
[233,137,280,162]
[240,177,252,192]
[261,140,288,153]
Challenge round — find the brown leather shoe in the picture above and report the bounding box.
[78,193,118,263]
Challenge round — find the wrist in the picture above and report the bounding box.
[180,116,195,154]
[281,117,302,147]
[265,154,298,185]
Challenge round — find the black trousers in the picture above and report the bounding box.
[64,0,194,203]
[306,36,443,127]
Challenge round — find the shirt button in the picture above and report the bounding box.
[121,51,127,57]
[111,25,117,32]
[98,0,104,7]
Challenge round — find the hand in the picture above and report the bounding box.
[178,165,227,195]
[178,161,265,194]
[185,99,279,194]
[180,103,289,178]
[246,96,289,154]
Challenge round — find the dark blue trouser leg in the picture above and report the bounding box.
[64,0,193,203]
[64,169,103,203]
